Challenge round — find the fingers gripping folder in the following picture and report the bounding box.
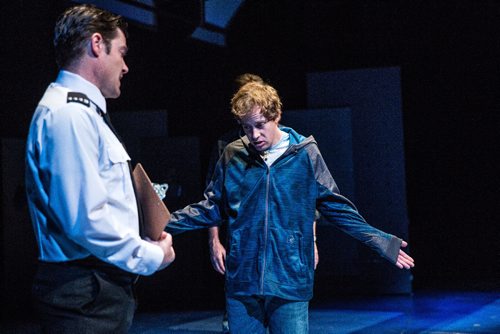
[132,163,171,240]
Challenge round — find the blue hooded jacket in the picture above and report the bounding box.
[167,126,402,301]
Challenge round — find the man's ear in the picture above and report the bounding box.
[90,33,105,57]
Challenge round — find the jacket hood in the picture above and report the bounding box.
[239,125,317,156]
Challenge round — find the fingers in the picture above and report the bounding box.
[219,248,226,274]
[164,232,173,245]
[166,247,175,263]
[157,237,175,271]
[210,255,224,274]
[314,243,319,270]
[217,256,226,275]
[210,257,223,274]
[394,240,413,269]
[396,250,415,269]
[164,233,175,263]
[210,245,226,275]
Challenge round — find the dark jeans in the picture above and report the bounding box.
[226,295,309,334]
[32,259,137,334]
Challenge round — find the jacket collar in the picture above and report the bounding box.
[240,125,317,158]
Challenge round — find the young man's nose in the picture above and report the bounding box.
[251,128,260,139]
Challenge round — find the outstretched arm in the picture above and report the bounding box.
[208,226,226,274]
[309,143,415,269]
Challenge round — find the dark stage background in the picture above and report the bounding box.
[1,0,498,319]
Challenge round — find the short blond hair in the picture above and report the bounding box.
[231,82,282,121]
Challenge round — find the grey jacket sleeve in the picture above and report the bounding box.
[305,143,402,264]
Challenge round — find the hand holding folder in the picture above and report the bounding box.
[132,163,171,241]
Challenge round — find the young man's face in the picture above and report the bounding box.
[240,105,281,152]
[98,29,129,98]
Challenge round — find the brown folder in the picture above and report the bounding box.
[132,163,170,241]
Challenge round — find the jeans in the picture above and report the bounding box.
[226,295,309,334]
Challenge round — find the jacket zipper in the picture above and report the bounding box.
[260,165,271,294]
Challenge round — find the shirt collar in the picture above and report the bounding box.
[56,70,107,114]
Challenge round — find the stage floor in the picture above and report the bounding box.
[2,289,499,333]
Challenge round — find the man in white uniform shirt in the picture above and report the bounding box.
[25,4,175,333]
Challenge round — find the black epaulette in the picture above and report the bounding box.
[67,92,90,107]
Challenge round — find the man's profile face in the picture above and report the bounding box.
[98,29,129,98]
[240,105,281,152]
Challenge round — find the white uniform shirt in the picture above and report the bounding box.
[25,70,164,275]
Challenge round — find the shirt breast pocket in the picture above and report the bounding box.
[107,144,130,166]
[104,143,132,192]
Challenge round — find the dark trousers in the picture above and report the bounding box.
[32,258,137,334]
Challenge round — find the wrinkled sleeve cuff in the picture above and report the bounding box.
[383,235,402,264]
[135,242,165,276]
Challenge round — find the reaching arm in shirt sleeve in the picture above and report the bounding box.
[305,143,402,264]
[39,104,164,275]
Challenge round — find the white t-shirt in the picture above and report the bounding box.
[261,130,290,166]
